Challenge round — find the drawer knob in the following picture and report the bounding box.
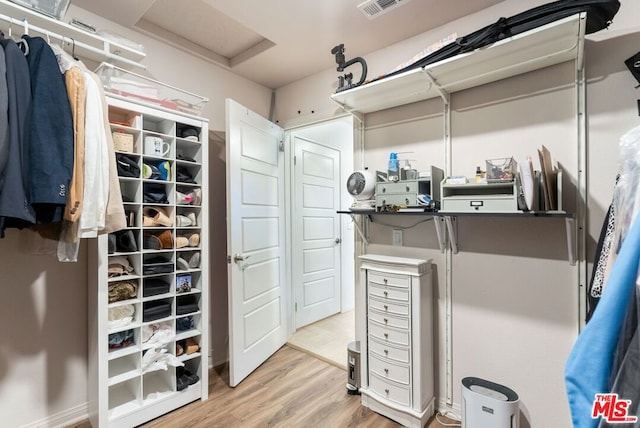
[406,186,410,192]
[384,333,389,339]
[385,388,390,395]
[384,349,389,355]
[384,291,388,297]
[384,305,388,311]
[383,278,388,284]
[384,368,389,374]
[383,318,388,324]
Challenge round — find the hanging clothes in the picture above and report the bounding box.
[62,66,86,225]
[587,202,616,320]
[599,284,640,427]
[566,124,640,427]
[565,213,640,428]
[78,70,111,238]
[0,36,35,236]
[23,35,73,224]
[0,40,9,191]
[90,72,125,234]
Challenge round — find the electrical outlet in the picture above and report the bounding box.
[392,229,403,246]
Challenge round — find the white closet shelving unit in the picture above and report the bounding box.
[333,12,587,410]
[88,95,209,427]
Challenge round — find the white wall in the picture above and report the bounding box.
[275,0,640,426]
[0,5,272,427]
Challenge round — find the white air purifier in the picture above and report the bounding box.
[462,377,520,428]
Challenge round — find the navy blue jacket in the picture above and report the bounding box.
[23,35,73,224]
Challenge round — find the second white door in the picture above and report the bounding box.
[292,135,342,328]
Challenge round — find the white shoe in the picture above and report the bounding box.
[176,215,192,227]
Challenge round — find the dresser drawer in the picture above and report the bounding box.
[376,194,416,207]
[368,283,409,302]
[368,272,409,289]
[369,296,409,317]
[369,308,409,330]
[369,353,411,385]
[377,181,418,195]
[369,372,411,407]
[369,321,410,347]
[369,337,410,364]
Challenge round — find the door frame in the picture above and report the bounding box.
[283,114,355,336]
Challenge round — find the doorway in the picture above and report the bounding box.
[286,116,355,369]
[223,100,356,384]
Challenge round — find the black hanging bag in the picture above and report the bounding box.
[370,0,621,83]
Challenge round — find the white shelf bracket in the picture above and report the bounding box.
[434,216,448,253]
[422,69,450,103]
[444,216,458,254]
[350,213,370,246]
[566,217,577,266]
[328,96,364,125]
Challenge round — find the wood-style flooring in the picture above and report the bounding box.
[69,345,458,427]
[287,310,355,370]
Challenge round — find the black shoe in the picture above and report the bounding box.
[183,369,200,385]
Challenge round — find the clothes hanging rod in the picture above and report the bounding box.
[0,13,146,70]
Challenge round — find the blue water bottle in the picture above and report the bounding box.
[388,152,399,182]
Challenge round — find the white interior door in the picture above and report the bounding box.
[226,99,287,387]
[292,135,341,328]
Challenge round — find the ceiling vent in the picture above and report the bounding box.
[357,0,414,19]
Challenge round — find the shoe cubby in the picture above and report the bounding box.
[176,314,201,337]
[142,369,174,403]
[91,95,208,426]
[141,321,174,351]
[176,335,202,361]
[109,354,141,387]
[142,275,173,298]
[143,116,175,137]
[108,378,141,418]
[120,179,142,204]
[176,293,200,317]
[108,328,140,360]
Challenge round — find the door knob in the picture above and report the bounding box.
[233,254,249,263]
[335,237,341,244]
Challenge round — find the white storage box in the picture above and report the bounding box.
[462,377,519,428]
[9,0,70,20]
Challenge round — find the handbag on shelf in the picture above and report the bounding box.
[144,183,169,204]
[143,278,171,297]
[116,153,140,178]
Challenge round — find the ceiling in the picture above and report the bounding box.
[71,0,506,89]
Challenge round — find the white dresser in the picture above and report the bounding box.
[359,254,434,428]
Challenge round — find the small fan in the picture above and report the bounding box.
[346,168,377,210]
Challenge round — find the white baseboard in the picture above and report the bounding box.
[436,397,462,421]
[19,402,88,428]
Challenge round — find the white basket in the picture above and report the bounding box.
[95,63,208,116]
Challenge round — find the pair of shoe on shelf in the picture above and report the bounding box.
[177,252,200,270]
[176,232,200,249]
[176,337,200,357]
[176,366,199,392]
[144,230,173,250]
[143,206,172,227]
[176,212,197,227]
[176,188,201,206]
